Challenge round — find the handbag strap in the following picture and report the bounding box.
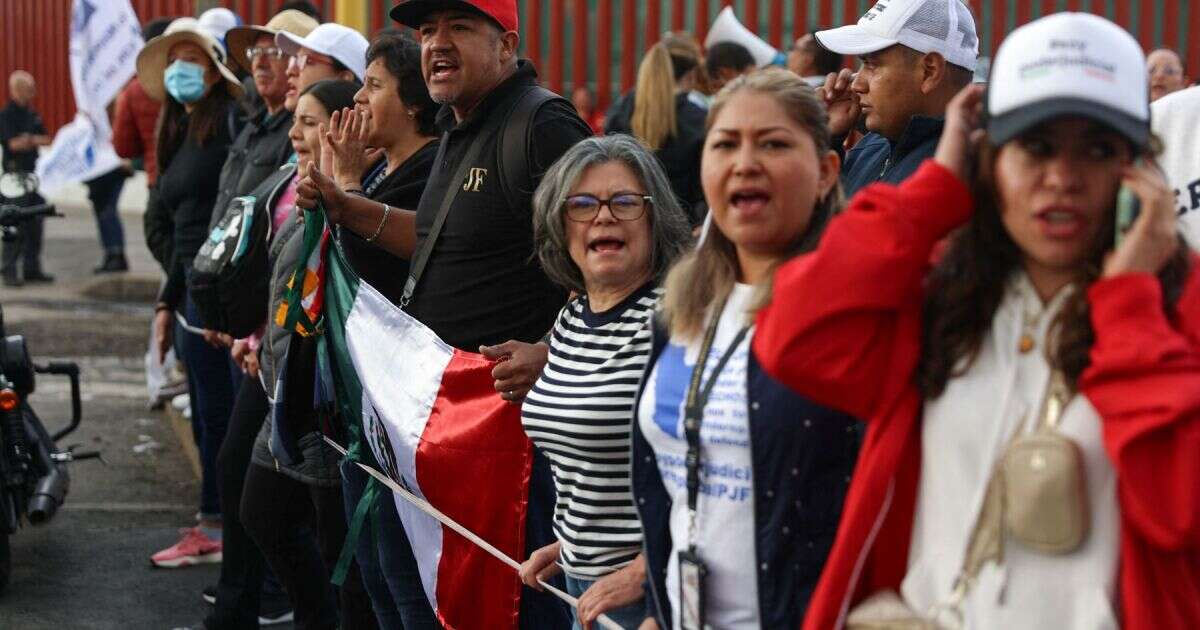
[399,86,548,310]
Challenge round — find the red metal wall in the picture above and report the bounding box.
[1,0,193,134]
[5,1,1199,133]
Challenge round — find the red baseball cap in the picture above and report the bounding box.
[390,0,518,33]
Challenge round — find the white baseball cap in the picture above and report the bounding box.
[276,23,368,82]
[986,12,1150,149]
[815,0,979,71]
[198,8,240,46]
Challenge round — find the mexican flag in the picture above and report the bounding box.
[320,225,533,630]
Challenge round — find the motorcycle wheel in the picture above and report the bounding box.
[0,526,8,595]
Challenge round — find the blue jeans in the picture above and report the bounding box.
[564,574,647,630]
[85,168,126,253]
[176,296,236,519]
[341,459,439,630]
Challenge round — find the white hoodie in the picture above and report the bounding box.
[1150,85,1200,247]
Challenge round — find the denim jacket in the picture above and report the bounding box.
[630,317,862,628]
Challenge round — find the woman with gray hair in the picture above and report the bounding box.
[518,134,691,629]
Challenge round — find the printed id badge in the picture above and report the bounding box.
[677,549,707,630]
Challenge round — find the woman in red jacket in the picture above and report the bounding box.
[754,13,1200,630]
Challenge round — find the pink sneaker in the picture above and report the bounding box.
[151,527,223,568]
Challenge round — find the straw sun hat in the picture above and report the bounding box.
[225,9,319,74]
[135,17,244,102]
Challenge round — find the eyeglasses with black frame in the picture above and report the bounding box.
[246,46,287,61]
[563,193,652,222]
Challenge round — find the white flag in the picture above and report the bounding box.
[36,0,142,193]
[68,0,143,119]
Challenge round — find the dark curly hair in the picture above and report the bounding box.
[919,136,1191,397]
[365,32,438,137]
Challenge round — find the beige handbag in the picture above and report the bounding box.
[848,369,1088,629]
[1000,370,1089,554]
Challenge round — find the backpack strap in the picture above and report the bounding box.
[495,85,570,212]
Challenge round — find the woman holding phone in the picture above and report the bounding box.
[754,14,1200,630]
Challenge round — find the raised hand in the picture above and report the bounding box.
[819,68,861,138]
[933,83,986,183]
[326,107,375,190]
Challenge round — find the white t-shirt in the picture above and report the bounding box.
[1150,85,1200,247]
[637,283,760,630]
[903,274,1120,629]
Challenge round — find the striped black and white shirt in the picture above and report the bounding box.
[521,282,660,578]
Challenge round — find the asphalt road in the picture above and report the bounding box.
[0,199,284,629]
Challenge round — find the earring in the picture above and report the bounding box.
[407,110,416,118]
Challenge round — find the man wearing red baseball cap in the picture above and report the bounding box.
[301,1,591,629]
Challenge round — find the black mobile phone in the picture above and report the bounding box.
[1114,160,1143,249]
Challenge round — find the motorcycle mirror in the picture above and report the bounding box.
[0,172,37,200]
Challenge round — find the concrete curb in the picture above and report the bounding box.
[162,402,202,481]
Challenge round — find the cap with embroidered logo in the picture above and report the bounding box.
[986,12,1150,149]
[815,0,979,71]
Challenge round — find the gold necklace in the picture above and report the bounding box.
[1018,299,1042,354]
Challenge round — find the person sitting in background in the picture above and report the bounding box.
[519,135,691,630]
[633,68,860,630]
[571,85,604,134]
[755,14,1200,630]
[787,31,843,87]
[1147,48,1188,102]
[704,41,755,92]
[815,0,977,196]
[605,34,708,226]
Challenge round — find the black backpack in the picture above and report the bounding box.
[190,163,296,337]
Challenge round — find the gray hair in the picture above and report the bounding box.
[532,134,693,295]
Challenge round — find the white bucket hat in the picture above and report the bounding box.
[986,12,1150,149]
[136,17,245,102]
[815,0,979,71]
[276,23,368,83]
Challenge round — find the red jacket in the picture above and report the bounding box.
[754,161,1200,630]
[112,79,161,184]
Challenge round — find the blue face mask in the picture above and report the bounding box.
[164,60,208,104]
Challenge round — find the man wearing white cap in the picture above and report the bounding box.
[816,0,978,195]
[277,22,368,110]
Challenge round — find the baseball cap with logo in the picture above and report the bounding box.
[815,0,979,71]
[226,9,320,73]
[986,12,1150,149]
[276,23,369,82]
[390,0,518,34]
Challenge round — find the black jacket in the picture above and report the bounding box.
[605,92,707,225]
[209,108,294,231]
[631,318,861,629]
[156,107,235,310]
[840,115,944,197]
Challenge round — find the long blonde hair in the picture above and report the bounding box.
[632,34,700,151]
[662,69,843,341]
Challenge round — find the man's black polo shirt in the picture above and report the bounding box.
[0,101,46,173]
[406,61,591,351]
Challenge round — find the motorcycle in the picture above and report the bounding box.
[0,172,98,593]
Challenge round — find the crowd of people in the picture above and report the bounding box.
[5,0,1200,628]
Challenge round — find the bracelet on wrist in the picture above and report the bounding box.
[366,203,391,243]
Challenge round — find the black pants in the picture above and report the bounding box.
[241,460,377,630]
[1,190,45,277]
[211,376,308,629]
